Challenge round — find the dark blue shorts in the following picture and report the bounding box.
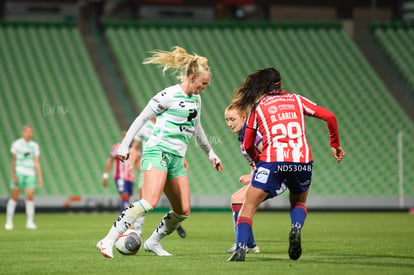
[251,161,313,199]
[114,178,134,196]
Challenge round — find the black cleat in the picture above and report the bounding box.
[288,227,302,260]
[176,225,187,238]
[227,247,247,262]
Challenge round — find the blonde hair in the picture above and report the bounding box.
[143,46,211,82]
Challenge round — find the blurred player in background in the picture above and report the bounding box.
[97,46,223,258]
[5,125,43,230]
[224,103,262,254]
[102,131,139,213]
[129,116,188,238]
[228,68,345,261]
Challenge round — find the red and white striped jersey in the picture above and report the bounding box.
[110,143,135,181]
[244,91,340,164]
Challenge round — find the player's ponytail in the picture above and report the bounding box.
[143,46,211,82]
[232,67,281,111]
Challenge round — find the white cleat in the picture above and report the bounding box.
[5,223,13,230]
[248,245,260,253]
[227,243,260,254]
[26,222,37,230]
[96,239,114,258]
[144,240,173,256]
[226,243,237,254]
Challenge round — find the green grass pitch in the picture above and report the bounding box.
[1,211,413,274]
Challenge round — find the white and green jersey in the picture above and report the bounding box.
[133,120,155,153]
[147,84,201,157]
[10,138,40,176]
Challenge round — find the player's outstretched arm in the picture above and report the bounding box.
[331,146,345,163]
[117,105,155,160]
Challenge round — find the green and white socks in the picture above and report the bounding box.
[105,199,153,243]
[147,210,188,243]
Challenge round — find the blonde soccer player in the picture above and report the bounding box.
[129,117,188,238]
[96,46,223,258]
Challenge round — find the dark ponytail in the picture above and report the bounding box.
[232,68,281,110]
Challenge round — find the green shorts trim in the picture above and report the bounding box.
[141,146,187,180]
[11,172,37,189]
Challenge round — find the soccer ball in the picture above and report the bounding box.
[115,229,142,255]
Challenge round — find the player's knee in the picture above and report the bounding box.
[26,194,34,201]
[11,194,19,201]
[231,192,243,204]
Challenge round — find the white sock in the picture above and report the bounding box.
[134,216,146,235]
[149,210,188,243]
[105,199,153,243]
[26,200,35,224]
[6,199,17,225]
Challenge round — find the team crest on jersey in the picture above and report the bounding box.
[157,104,165,111]
[254,167,270,184]
[268,105,278,114]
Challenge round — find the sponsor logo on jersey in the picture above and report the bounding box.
[262,95,295,106]
[187,109,198,121]
[179,125,195,136]
[278,104,295,111]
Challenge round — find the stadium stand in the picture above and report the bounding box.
[374,23,414,90]
[105,22,414,207]
[1,20,412,209]
[0,22,121,200]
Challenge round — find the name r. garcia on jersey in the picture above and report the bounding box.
[270,112,298,122]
